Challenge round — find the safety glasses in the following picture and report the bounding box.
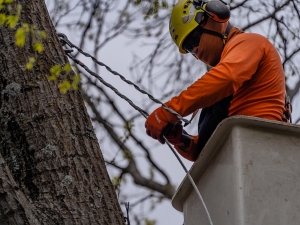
[182,11,207,55]
[182,28,203,55]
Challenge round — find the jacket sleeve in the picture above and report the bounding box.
[164,34,266,118]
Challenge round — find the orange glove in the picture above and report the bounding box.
[164,122,200,161]
[145,107,179,144]
[164,122,185,146]
[174,135,200,162]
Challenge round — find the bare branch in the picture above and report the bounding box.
[286,79,300,101]
[83,74,172,183]
[241,0,291,31]
[294,116,300,124]
[81,88,175,199]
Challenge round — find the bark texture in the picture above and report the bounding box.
[0,1,125,224]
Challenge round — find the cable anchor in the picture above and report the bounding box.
[57,33,74,54]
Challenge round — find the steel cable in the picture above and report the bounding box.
[58,33,189,124]
[58,33,213,225]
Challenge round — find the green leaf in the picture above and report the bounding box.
[111,177,121,188]
[38,30,47,39]
[22,23,30,32]
[4,0,14,3]
[48,65,61,81]
[26,57,36,70]
[47,75,57,81]
[71,74,81,90]
[0,14,6,26]
[26,63,33,70]
[134,0,141,5]
[33,42,43,53]
[15,28,25,47]
[28,57,35,63]
[58,80,71,94]
[123,120,134,131]
[122,150,132,160]
[17,4,21,14]
[145,218,156,225]
[50,65,61,77]
[63,63,72,72]
[6,15,19,28]
[162,1,168,8]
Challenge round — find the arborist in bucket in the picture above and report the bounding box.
[144,0,290,161]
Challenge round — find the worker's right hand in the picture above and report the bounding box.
[164,123,200,161]
[174,135,200,162]
[164,122,185,146]
[164,122,194,149]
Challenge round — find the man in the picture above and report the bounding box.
[145,0,286,161]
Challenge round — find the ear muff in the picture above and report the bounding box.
[205,0,230,23]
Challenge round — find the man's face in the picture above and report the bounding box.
[190,19,228,66]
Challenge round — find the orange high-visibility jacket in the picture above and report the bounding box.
[166,33,286,121]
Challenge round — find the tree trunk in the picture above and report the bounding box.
[0,1,125,224]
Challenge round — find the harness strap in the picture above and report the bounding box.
[283,94,292,123]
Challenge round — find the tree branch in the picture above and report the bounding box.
[294,116,300,124]
[83,74,171,184]
[81,89,175,199]
[241,0,291,31]
[286,79,300,101]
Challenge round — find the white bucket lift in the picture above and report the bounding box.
[172,116,300,225]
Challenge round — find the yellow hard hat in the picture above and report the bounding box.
[169,0,206,54]
[169,0,230,54]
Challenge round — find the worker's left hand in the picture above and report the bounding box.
[164,122,184,146]
[145,107,172,144]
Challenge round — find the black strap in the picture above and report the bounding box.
[197,22,231,45]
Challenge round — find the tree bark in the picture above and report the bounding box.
[0,1,125,224]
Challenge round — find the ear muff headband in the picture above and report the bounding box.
[193,0,230,23]
[205,0,230,23]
